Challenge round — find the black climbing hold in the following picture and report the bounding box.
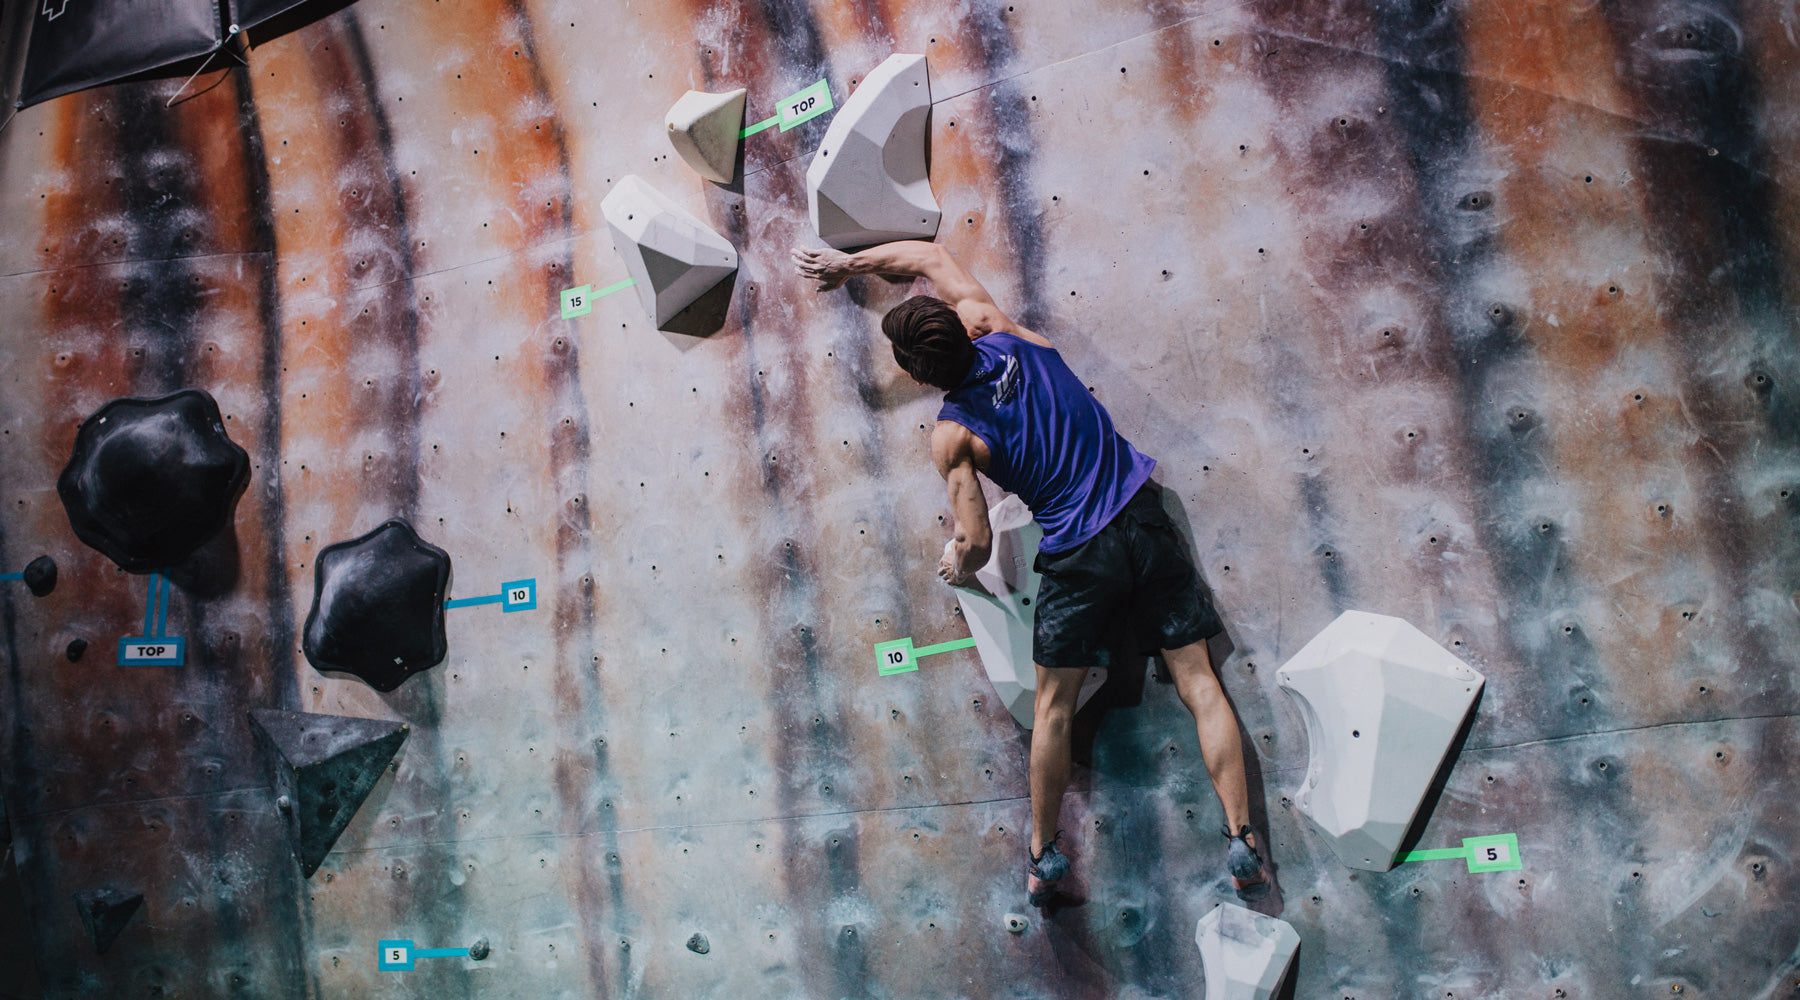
[303,520,450,692]
[686,932,710,954]
[1458,190,1493,211]
[65,638,88,662]
[22,555,55,597]
[72,888,142,954]
[469,937,490,960]
[57,390,250,573]
[248,708,410,878]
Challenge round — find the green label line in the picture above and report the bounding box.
[874,635,977,676]
[914,637,977,657]
[740,115,780,138]
[741,78,834,137]
[560,278,636,319]
[1405,848,1467,861]
[1402,833,1523,873]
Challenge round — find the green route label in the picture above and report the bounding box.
[559,278,636,319]
[741,78,834,138]
[875,635,977,676]
[1403,833,1522,873]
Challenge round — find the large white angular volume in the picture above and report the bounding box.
[1194,903,1300,1000]
[952,495,1104,728]
[666,89,746,184]
[806,53,941,249]
[1277,610,1485,871]
[600,176,738,328]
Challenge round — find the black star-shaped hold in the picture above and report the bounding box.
[57,389,250,573]
[303,520,450,691]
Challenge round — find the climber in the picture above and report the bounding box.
[793,240,1268,906]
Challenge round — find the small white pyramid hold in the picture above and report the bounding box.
[806,53,940,249]
[1276,610,1486,871]
[600,176,738,329]
[1195,903,1300,1000]
[666,88,746,184]
[951,495,1104,728]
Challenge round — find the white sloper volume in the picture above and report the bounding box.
[600,175,738,328]
[665,89,746,184]
[951,495,1104,729]
[806,53,941,249]
[1277,610,1486,871]
[1195,903,1300,1000]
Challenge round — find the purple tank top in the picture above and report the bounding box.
[937,332,1156,553]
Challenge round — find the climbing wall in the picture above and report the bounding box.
[1,0,1798,996]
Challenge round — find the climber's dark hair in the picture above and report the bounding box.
[881,295,975,390]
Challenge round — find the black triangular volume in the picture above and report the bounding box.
[72,888,142,954]
[248,709,409,878]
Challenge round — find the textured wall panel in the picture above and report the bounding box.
[1,0,1798,997]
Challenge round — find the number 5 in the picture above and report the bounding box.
[1486,848,1498,861]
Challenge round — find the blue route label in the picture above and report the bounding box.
[119,572,184,666]
[378,938,469,971]
[445,577,537,612]
[501,578,536,612]
[117,637,185,666]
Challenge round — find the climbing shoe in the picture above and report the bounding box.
[1223,825,1267,891]
[1027,833,1070,907]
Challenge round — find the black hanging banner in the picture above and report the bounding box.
[17,0,222,108]
[229,0,315,33]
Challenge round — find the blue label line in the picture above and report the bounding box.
[119,572,185,666]
[378,938,472,971]
[444,593,504,609]
[153,572,172,638]
[143,573,159,638]
[0,572,21,582]
[444,578,536,613]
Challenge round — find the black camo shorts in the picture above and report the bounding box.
[1031,481,1223,669]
